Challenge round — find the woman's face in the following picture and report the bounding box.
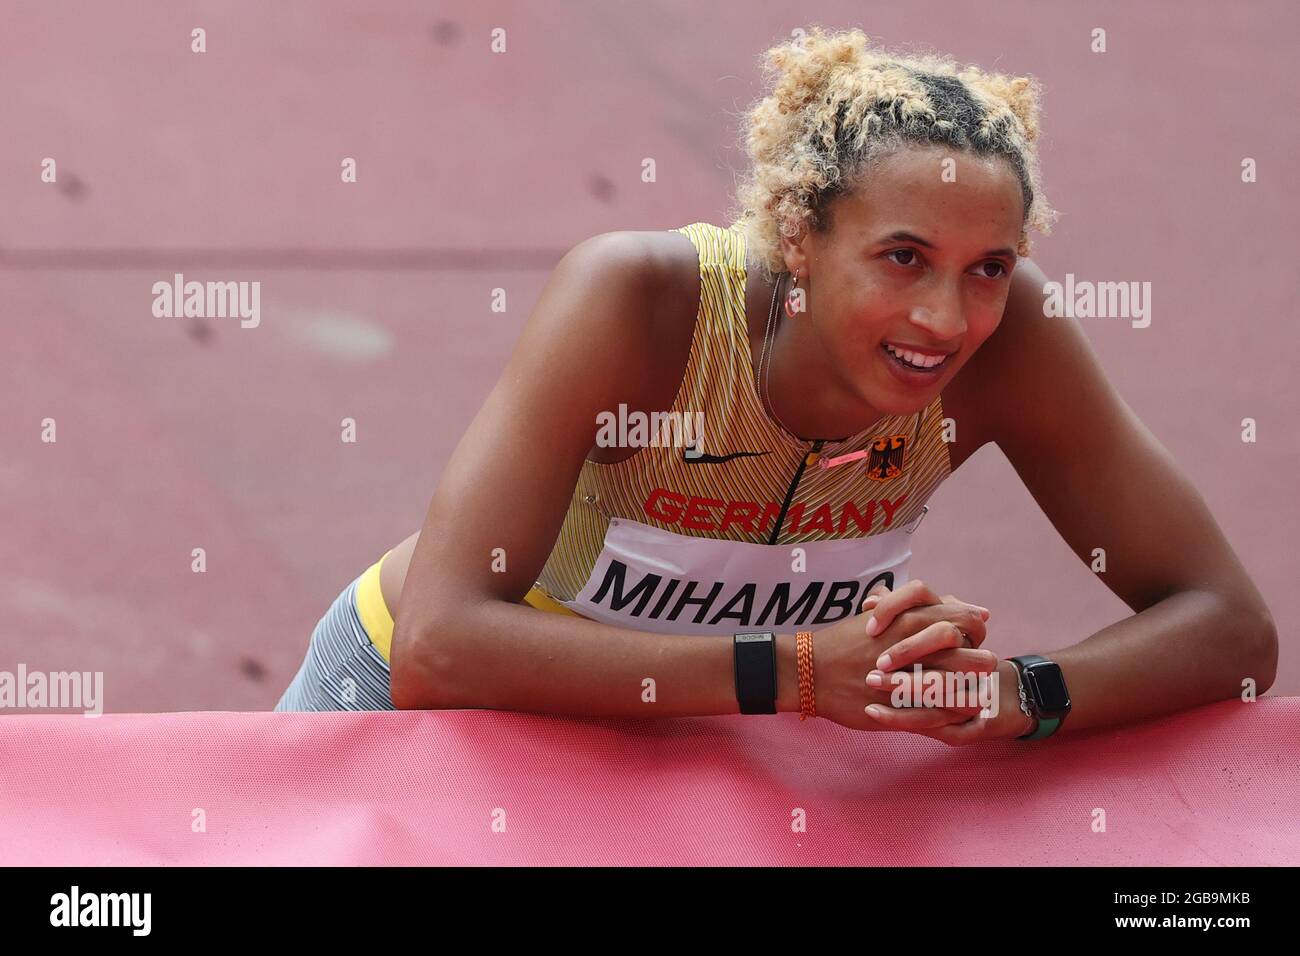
[785,144,1026,415]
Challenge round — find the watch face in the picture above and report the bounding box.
[1026,663,1071,713]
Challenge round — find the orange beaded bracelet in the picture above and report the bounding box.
[796,631,816,720]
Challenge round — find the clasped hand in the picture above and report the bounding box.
[811,579,1033,745]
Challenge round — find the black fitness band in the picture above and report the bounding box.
[733,631,777,714]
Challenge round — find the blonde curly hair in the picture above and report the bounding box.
[730,26,1057,281]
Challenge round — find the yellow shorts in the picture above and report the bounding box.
[354,551,581,663]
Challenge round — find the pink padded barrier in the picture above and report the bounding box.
[1,699,1296,865]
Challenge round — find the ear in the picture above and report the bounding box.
[777,227,813,278]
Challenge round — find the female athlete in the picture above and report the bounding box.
[275,27,1276,746]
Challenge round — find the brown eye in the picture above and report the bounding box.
[888,249,917,266]
[977,261,1007,279]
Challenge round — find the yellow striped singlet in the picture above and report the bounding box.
[357,220,953,658]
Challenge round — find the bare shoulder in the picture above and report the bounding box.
[551,229,701,462]
[622,228,705,346]
[557,229,696,338]
[532,231,670,389]
[550,230,662,321]
[584,228,701,398]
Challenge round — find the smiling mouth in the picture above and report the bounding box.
[880,342,951,371]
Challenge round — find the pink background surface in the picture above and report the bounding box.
[0,1,1294,711]
[1,700,1296,865]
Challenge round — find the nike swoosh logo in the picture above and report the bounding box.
[683,445,770,464]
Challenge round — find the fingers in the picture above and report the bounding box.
[862,581,991,640]
[863,579,938,637]
[939,599,992,649]
[868,671,977,717]
[871,601,989,658]
[903,647,999,673]
[863,703,973,730]
[959,606,991,649]
[873,647,993,686]
[866,666,990,716]
[941,593,992,623]
[859,580,893,614]
[878,618,983,670]
[875,618,994,672]
[860,580,993,686]
[915,713,1003,747]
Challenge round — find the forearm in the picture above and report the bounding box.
[392,602,802,717]
[1037,588,1277,734]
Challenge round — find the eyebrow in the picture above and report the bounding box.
[878,230,1016,261]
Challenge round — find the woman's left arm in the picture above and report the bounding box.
[950,259,1278,740]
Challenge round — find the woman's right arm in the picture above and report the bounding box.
[389,231,773,717]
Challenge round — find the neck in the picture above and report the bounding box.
[747,270,886,442]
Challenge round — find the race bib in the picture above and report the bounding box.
[566,517,915,635]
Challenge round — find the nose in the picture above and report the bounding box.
[908,294,966,341]
[907,270,968,333]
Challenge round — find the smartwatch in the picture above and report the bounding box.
[733,632,777,714]
[1008,655,1071,740]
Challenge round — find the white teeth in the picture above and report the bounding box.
[885,344,946,369]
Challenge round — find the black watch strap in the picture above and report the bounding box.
[733,632,777,714]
